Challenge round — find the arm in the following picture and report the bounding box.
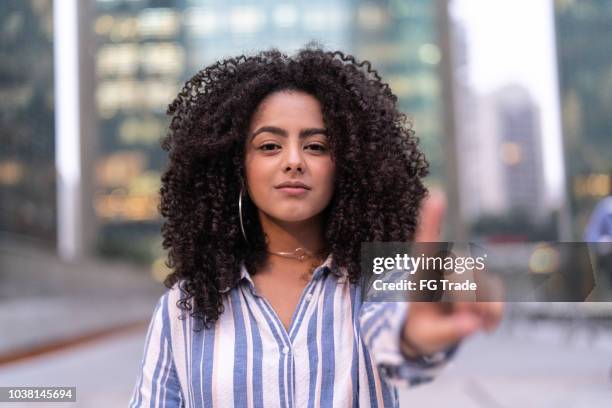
[360,301,459,388]
[129,292,184,407]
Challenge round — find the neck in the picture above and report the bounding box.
[258,212,326,259]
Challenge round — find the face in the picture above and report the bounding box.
[244,90,336,224]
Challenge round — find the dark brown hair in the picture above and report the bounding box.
[160,45,429,328]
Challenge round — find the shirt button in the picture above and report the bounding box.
[304,293,312,302]
[282,346,290,354]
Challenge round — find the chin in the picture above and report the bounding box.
[267,207,322,223]
[273,212,316,223]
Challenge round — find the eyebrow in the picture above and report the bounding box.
[249,126,327,141]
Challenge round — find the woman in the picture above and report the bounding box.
[129,47,502,407]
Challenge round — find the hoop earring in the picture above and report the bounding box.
[239,186,249,245]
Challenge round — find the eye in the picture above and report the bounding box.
[306,143,328,152]
[259,143,281,151]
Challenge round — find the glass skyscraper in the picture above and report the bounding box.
[555,0,612,238]
[0,1,446,269]
[91,0,445,268]
[352,0,445,181]
[0,1,56,244]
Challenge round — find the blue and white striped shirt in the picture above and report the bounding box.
[129,254,457,407]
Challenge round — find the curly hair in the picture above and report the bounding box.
[160,45,429,329]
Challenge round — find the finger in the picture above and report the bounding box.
[415,189,447,243]
[458,302,504,332]
[408,304,483,350]
[480,302,504,332]
[428,311,483,346]
[451,301,474,315]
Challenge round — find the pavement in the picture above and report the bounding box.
[0,328,146,407]
[0,306,611,407]
[0,239,162,406]
[0,239,162,358]
[399,316,612,408]
[1,240,612,407]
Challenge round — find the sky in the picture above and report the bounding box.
[450,0,565,206]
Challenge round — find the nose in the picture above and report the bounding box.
[283,142,304,174]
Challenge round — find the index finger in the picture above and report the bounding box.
[415,189,446,243]
[409,190,447,302]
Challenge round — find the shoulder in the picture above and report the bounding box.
[149,281,190,328]
[158,280,226,334]
[144,281,198,352]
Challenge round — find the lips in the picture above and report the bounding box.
[275,181,311,190]
[276,186,309,196]
[274,181,311,196]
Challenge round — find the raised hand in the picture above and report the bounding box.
[400,190,504,358]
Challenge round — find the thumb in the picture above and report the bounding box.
[424,312,483,348]
[448,312,483,337]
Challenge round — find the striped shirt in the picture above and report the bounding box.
[129,254,458,407]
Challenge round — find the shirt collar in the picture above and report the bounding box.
[220,252,343,294]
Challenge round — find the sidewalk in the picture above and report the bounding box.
[399,314,612,407]
[0,239,163,362]
[1,240,611,407]
[0,312,610,407]
[0,327,147,407]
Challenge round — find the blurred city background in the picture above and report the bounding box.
[0,0,611,406]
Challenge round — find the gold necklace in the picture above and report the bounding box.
[267,249,329,282]
[266,247,315,262]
